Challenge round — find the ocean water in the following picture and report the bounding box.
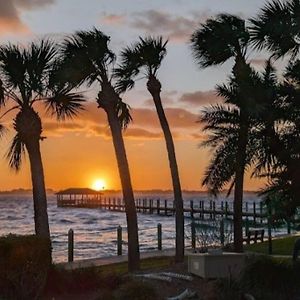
[0,192,266,263]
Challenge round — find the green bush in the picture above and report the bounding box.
[114,279,158,300]
[0,234,51,300]
[241,256,300,300]
[216,255,300,300]
[44,266,122,297]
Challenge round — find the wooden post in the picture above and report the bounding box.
[209,200,213,219]
[220,219,225,246]
[221,201,224,218]
[253,202,256,224]
[213,201,216,220]
[201,201,205,220]
[287,219,291,234]
[117,225,122,256]
[199,200,202,219]
[191,221,196,251]
[190,200,194,219]
[164,199,168,216]
[157,199,160,215]
[268,212,272,255]
[157,223,162,250]
[225,201,228,219]
[173,200,175,215]
[68,228,74,262]
[260,202,263,224]
[245,218,249,236]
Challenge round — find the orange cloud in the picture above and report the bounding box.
[100,13,125,25]
[0,0,55,35]
[40,101,201,140]
[180,90,221,107]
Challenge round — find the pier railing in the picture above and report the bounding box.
[60,219,274,263]
[58,196,268,224]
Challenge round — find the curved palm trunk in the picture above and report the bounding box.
[233,112,248,252]
[26,139,50,239]
[106,105,140,271]
[147,76,184,262]
[15,107,51,261]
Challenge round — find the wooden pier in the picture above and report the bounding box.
[57,189,266,222]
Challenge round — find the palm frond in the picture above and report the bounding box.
[0,123,5,137]
[199,104,240,130]
[45,87,85,120]
[6,133,26,171]
[249,0,299,58]
[115,46,141,93]
[202,134,238,196]
[25,39,57,95]
[116,100,132,129]
[116,36,167,92]
[190,14,249,68]
[0,44,27,95]
[58,28,115,87]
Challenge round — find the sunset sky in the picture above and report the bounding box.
[0,0,269,191]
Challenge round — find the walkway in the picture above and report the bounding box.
[58,248,185,270]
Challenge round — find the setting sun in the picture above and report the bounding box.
[92,179,106,191]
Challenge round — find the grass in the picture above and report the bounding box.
[94,256,174,275]
[43,256,176,299]
[244,235,299,255]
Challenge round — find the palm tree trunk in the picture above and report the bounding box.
[148,76,184,262]
[26,138,52,261]
[233,114,248,253]
[106,106,140,271]
[26,139,50,238]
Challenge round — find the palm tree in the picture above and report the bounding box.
[191,14,252,252]
[0,40,84,259]
[56,29,140,271]
[249,0,300,59]
[250,0,300,210]
[116,37,185,262]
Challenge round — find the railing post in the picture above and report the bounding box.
[245,218,249,236]
[191,221,196,251]
[157,223,162,250]
[213,201,216,220]
[221,201,224,218]
[220,219,225,246]
[68,228,74,262]
[164,199,168,216]
[253,202,256,224]
[117,225,122,256]
[260,202,263,224]
[268,211,272,255]
[157,199,160,215]
[287,219,291,234]
[190,200,194,219]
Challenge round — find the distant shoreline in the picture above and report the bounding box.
[0,188,258,195]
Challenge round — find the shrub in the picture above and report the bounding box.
[44,266,122,297]
[114,279,157,300]
[241,255,300,300]
[0,234,51,300]
[216,255,300,300]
